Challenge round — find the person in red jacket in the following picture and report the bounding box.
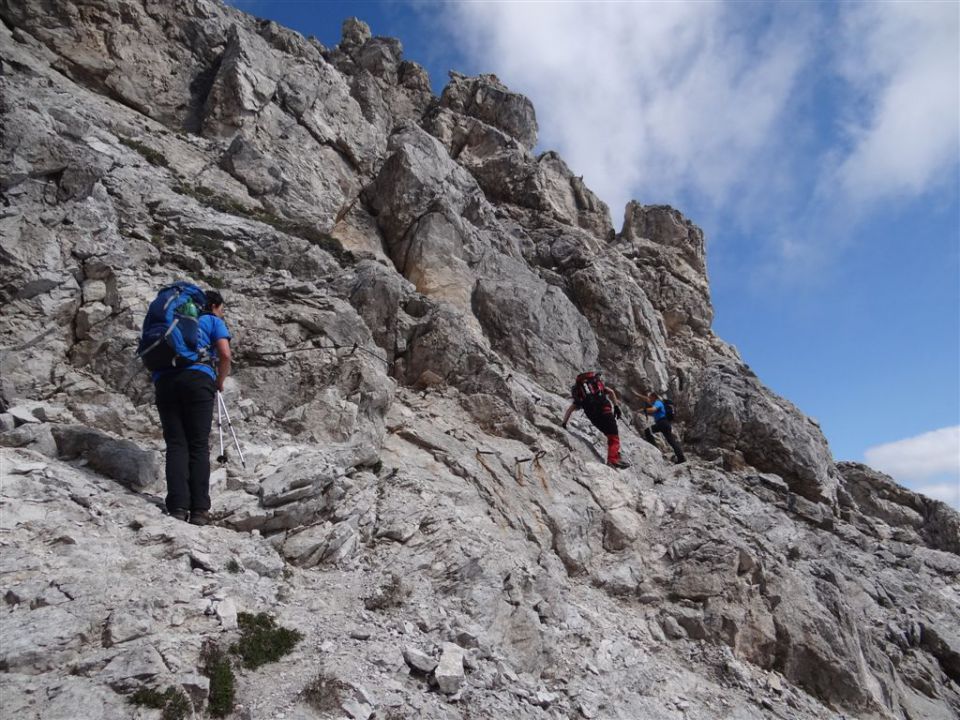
[562,372,630,469]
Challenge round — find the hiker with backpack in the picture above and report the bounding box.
[562,371,630,469]
[138,283,232,525]
[637,390,685,464]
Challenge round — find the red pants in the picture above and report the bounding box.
[586,407,621,463]
[605,433,621,464]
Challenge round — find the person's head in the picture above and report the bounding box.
[205,290,225,318]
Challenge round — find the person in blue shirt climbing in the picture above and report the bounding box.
[638,390,686,464]
[154,290,232,525]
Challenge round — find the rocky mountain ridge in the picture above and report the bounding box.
[1,2,958,719]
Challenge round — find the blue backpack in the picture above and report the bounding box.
[137,282,209,371]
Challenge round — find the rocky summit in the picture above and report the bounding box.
[1,3,958,719]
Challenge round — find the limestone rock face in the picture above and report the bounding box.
[1,3,958,720]
[838,462,960,554]
[619,202,712,336]
[685,360,839,503]
[440,71,539,150]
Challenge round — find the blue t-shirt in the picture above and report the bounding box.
[651,399,667,422]
[152,314,230,383]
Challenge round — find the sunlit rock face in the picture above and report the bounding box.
[1,4,957,719]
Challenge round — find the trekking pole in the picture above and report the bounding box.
[216,391,246,469]
[216,390,226,465]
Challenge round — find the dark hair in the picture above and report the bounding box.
[205,290,224,309]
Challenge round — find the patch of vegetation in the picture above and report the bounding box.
[198,271,226,290]
[362,572,411,612]
[200,641,235,719]
[128,686,190,720]
[181,232,225,253]
[302,669,350,714]
[117,136,170,168]
[171,182,355,265]
[230,612,303,670]
[225,558,241,574]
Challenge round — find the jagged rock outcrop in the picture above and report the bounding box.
[1,3,958,719]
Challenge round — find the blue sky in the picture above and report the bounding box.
[229,1,959,507]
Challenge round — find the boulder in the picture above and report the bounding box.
[434,642,466,694]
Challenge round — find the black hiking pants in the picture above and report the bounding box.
[644,419,685,462]
[584,406,622,464]
[155,370,216,513]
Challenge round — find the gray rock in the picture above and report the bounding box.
[839,461,960,554]
[98,645,168,690]
[440,72,538,150]
[0,423,58,457]
[602,508,641,552]
[87,438,163,492]
[259,456,341,508]
[0,605,94,673]
[402,646,437,674]
[8,405,41,424]
[102,608,154,647]
[686,360,838,502]
[216,598,239,630]
[435,642,466,694]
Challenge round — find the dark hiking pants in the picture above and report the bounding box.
[585,407,621,464]
[156,370,216,513]
[644,419,685,462]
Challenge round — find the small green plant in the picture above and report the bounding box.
[200,641,235,718]
[128,686,190,720]
[225,558,241,574]
[302,669,349,714]
[200,272,226,289]
[363,573,411,611]
[230,612,303,670]
[117,136,169,168]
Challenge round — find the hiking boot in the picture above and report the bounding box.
[189,510,211,527]
[607,460,631,469]
[169,508,189,522]
[674,457,686,465]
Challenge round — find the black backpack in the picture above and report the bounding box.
[572,371,610,410]
[663,398,676,421]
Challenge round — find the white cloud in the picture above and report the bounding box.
[864,425,960,482]
[437,2,815,221]
[830,2,960,205]
[435,1,959,250]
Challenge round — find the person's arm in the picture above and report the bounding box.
[214,338,231,392]
[561,403,576,428]
[606,387,624,418]
[631,394,650,415]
